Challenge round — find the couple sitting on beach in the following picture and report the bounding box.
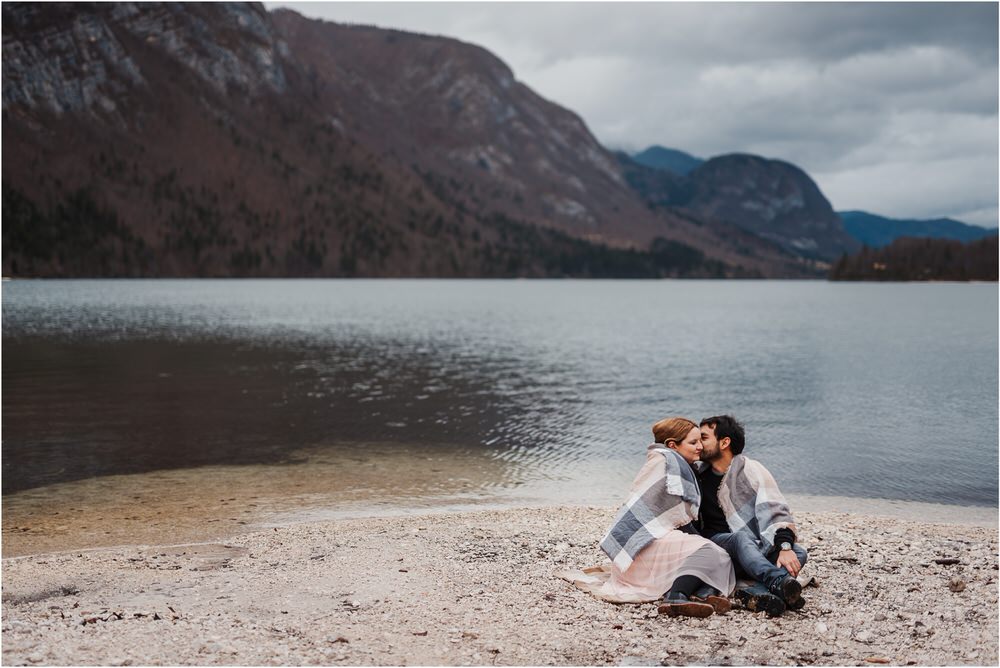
[567,415,807,618]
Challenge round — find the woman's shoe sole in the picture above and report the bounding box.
[693,594,732,615]
[656,601,715,618]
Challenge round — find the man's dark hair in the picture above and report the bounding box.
[700,415,745,455]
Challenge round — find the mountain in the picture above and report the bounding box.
[830,236,998,281]
[268,11,775,266]
[839,211,999,248]
[681,155,861,261]
[0,3,818,278]
[617,152,860,262]
[631,146,704,175]
[614,152,822,272]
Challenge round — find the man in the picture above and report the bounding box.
[695,415,808,617]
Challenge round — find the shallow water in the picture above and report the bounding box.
[3,279,997,553]
[0,442,527,556]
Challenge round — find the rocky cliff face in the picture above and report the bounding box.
[3,3,286,119]
[267,10,715,248]
[618,150,860,262]
[2,2,814,278]
[681,154,860,261]
[616,153,835,272]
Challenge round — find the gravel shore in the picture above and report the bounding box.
[2,505,997,666]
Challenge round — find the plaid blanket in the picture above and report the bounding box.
[717,454,797,550]
[600,446,701,571]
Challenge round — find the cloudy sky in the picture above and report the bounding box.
[269,2,999,227]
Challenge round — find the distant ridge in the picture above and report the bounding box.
[631,146,704,175]
[839,211,998,248]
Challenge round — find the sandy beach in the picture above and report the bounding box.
[2,504,997,666]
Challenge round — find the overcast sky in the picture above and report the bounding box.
[268,2,999,227]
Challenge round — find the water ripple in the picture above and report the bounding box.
[3,280,997,506]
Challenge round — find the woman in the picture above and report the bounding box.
[563,417,735,617]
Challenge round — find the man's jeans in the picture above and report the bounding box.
[710,532,808,589]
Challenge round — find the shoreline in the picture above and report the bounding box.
[8,495,993,563]
[783,494,997,527]
[3,480,996,559]
[2,505,997,666]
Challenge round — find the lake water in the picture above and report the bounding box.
[2,280,997,552]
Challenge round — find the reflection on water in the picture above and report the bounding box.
[2,339,530,493]
[3,279,998,553]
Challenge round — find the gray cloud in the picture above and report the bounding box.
[269,2,998,226]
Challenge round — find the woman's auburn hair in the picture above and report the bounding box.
[651,416,697,446]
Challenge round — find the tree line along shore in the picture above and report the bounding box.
[829,235,998,281]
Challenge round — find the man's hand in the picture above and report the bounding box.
[776,549,801,578]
